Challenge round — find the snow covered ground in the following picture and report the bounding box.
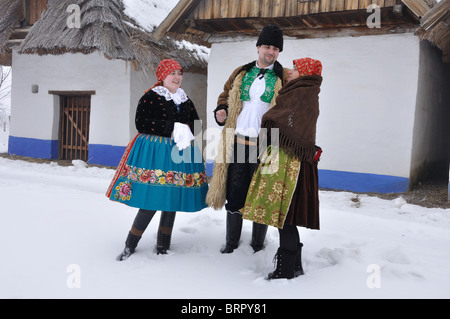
[0,156,449,299]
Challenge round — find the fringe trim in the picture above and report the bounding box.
[265,121,316,163]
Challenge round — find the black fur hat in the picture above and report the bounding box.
[256,25,284,52]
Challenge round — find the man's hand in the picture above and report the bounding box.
[215,109,227,124]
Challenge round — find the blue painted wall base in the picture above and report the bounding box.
[8,136,124,168]
[318,169,409,194]
[205,161,409,194]
[8,136,58,159]
[88,144,125,167]
[8,136,409,194]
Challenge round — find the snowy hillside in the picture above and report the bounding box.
[0,157,449,299]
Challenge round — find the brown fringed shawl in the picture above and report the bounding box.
[262,75,322,162]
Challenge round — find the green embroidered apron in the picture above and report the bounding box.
[242,147,301,229]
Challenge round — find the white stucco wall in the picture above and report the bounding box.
[207,33,420,178]
[10,50,208,165]
[10,51,132,146]
[130,68,155,138]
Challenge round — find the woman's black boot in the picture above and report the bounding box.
[157,211,176,255]
[117,232,141,261]
[267,248,297,280]
[295,243,305,277]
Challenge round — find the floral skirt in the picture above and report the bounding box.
[106,134,208,212]
[242,147,301,229]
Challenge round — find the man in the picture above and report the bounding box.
[206,25,290,254]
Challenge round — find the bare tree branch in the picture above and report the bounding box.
[0,66,11,117]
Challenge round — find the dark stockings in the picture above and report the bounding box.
[130,209,157,236]
[118,209,176,260]
[157,211,176,254]
[278,225,300,252]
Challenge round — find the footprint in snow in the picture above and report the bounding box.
[179,227,198,235]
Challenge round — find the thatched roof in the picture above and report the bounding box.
[416,0,450,62]
[0,0,23,53]
[20,0,134,58]
[15,0,207,73]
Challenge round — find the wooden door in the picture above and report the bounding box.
[59,95,91,162]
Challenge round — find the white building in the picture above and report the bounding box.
[155,0,450,193]
[1,0,209,166]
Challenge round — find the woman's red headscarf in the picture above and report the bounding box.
[147,59,183,92]
[293,58,322,76]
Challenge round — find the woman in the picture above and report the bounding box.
[106,59,208,261]
[242,58,323,279]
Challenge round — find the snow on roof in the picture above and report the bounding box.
[122,0,210,63]
[122,0,179,33]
